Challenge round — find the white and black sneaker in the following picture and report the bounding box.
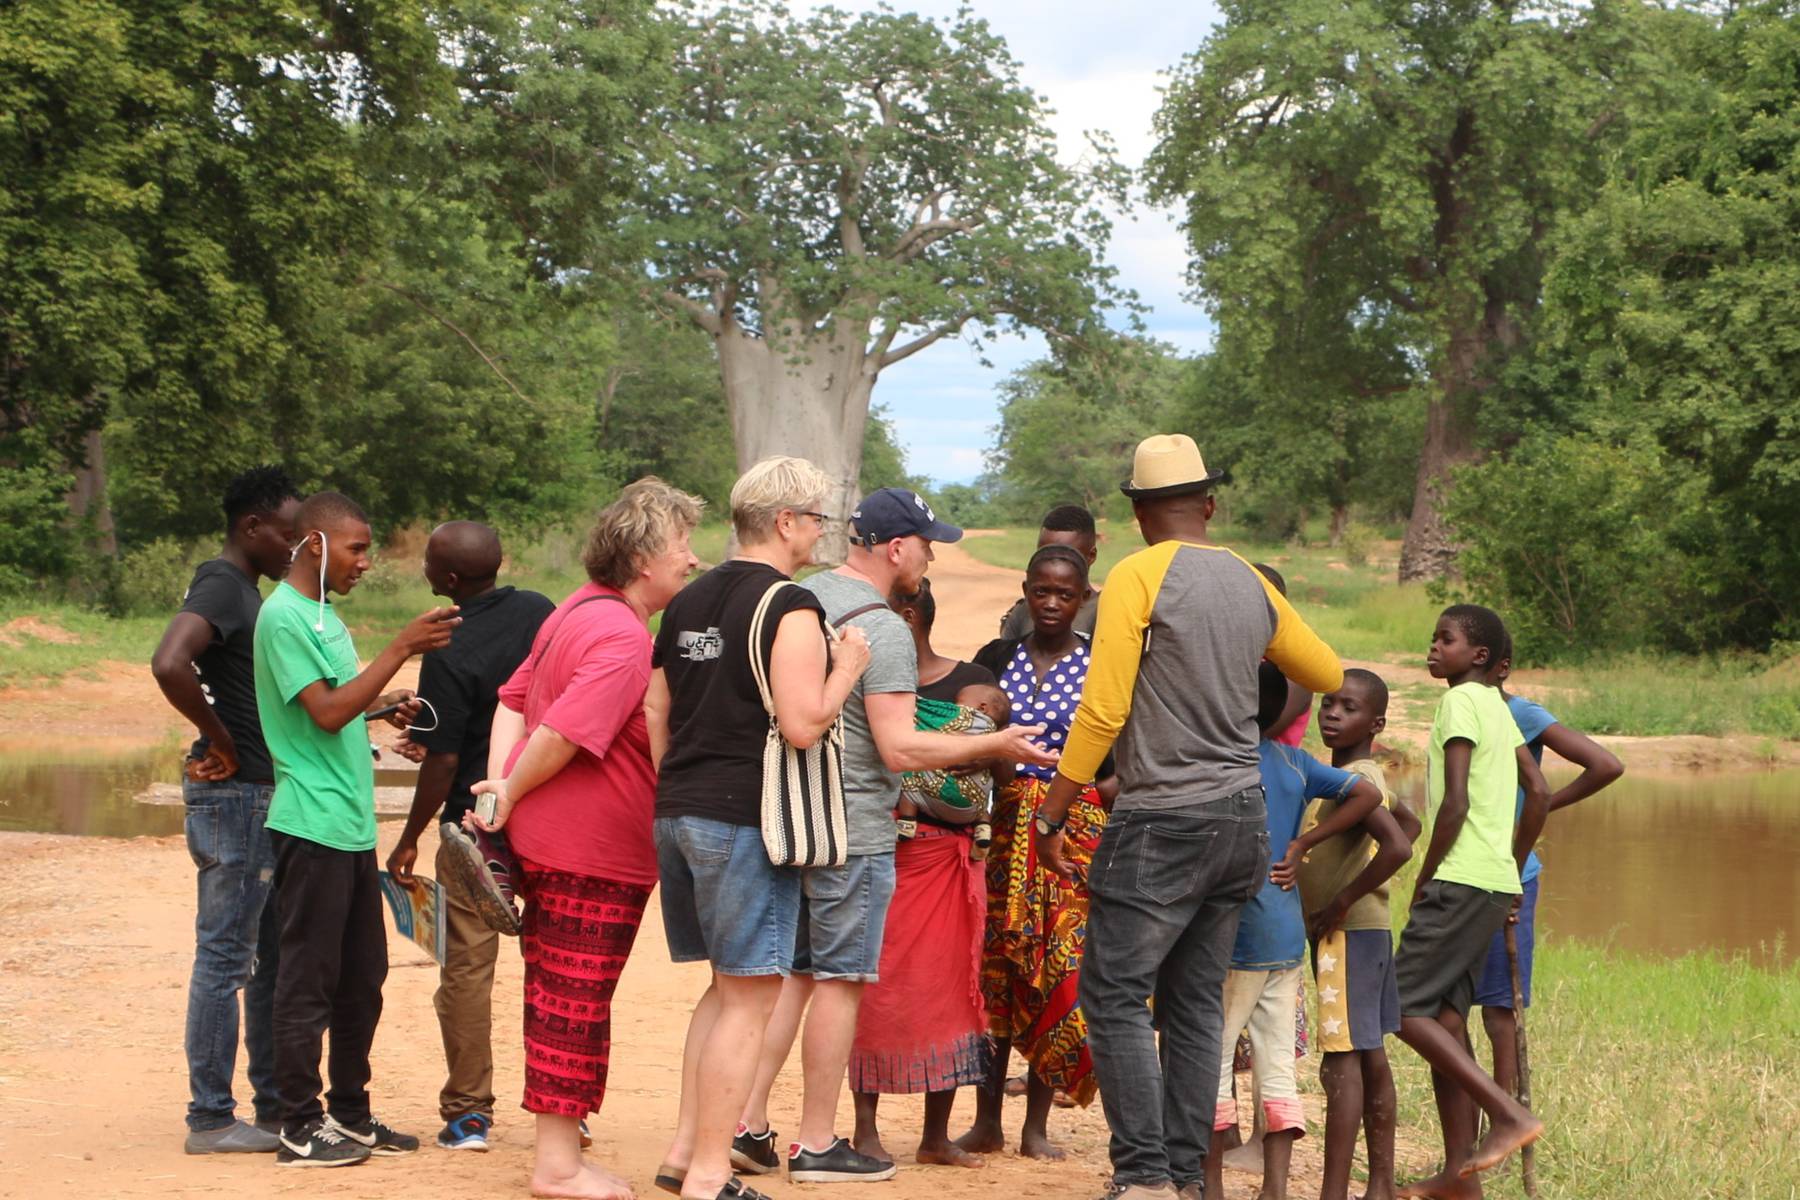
[276,1118,372,1168]
[731,1124,781,1174]
[326,1114,421,1155]
[787,1137,898,1183]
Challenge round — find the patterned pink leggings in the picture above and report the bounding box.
[516,859,651,1117]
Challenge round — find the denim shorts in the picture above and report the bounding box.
[791,852,897,983]
[655,816,801,977]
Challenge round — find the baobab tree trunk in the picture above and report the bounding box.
[717,317,876,565]
[1398,284,1527,583]
[1398,330,1482,583]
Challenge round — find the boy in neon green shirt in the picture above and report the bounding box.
[1393,605,1550,1197]
[256,491,459,1168]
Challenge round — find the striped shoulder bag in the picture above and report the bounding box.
[747,579,850,867]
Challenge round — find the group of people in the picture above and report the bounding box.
[154,432,1623,1200]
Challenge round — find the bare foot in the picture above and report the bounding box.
[954,1121,1005,1155]
[917,1141,985,1168]
[533,1162,635,1200]
[1395,1167,1482,1199]
[853,1130,894,1165]
[1461,1115,1543,1177]
[1019,1130,1066,1161]
[1003,1074,1027,1097]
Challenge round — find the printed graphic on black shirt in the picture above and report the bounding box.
[675,627,724,662]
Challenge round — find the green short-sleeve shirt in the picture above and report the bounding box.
[255,582,377,851]
[1427,682,1525,895]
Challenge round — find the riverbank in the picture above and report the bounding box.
[0,824,1789,1200]
[4,533,1796,770]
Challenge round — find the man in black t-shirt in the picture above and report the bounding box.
[150,465,301,1154]
[385,521,553,1153]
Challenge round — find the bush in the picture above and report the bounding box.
[109,538,213,617]
[0,461,80,589]
[1338,519,1378,567]
[1441,436,1676,661]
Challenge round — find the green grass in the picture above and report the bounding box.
[1544,655,1800,741]
[0,608,165,686]
[1377,942,1800,1199]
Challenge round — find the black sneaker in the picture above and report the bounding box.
[787,1136,898,1183]
[276,1118,371,1168]
[732,1124,781,1174]
[326,1114,420,1155]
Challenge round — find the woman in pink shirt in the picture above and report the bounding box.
[470,478,703,1200]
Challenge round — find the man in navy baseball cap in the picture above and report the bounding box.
[849,487,964,549]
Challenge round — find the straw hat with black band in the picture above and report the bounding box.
[1119,433,1230,500]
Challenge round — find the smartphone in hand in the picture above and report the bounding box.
[474,791,499,825]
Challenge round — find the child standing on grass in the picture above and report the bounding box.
[1474,636,1623,1099]
[1204,663,1386,1200]
[1306,668,1417,1200]
[1394,605,1550,1199]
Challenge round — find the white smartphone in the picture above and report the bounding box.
[474,792,498,824]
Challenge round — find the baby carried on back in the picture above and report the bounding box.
[898,683,1009,858]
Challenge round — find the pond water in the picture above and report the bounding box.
[4,748,1796,963]
[1391,768,1800,965]
[0,747,415,841]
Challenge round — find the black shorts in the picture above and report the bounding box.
[1395,880,1514,1019]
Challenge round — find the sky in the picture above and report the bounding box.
[791,0,1228,484]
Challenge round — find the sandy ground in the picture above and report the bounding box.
[0,544,1416,1197]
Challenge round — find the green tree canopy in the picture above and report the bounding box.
[1148,0,1653,579]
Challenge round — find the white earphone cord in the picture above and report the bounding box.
[404,696,441,734]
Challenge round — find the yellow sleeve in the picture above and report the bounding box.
[1252,564,1345,694]
[1057,543,1170,785]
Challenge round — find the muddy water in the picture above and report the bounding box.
[1393,769,1800,964]
[0,748,416,840]
[0,748,185,838]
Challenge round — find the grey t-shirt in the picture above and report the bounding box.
[802,570,918,855]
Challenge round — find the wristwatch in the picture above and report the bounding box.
[1033,813,1066,837]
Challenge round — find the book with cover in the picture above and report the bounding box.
[377,871,448,966]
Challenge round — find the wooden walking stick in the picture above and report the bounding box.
[1505,922,1537,1199]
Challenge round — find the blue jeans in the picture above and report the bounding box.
[183,778,280,1131]
[1079,788,1270,1190]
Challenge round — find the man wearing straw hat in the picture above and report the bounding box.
[1033,434,1346,1200]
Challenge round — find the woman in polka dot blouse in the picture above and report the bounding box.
[959,544,1119,1160]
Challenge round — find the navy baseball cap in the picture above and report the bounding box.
[850,488,964,547]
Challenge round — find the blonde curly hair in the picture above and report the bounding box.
[581,477,705,589]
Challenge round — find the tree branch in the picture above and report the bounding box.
[877,315,973,368]
[656,288,723,336]
[375,282,530,404]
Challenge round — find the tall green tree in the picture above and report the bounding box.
[618,1,1132,560]
[1488,0,1800,650]
[2,0,443,551]
[1148,0,1656,579]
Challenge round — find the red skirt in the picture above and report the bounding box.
[516,858,651,1117]
[848,826,990,1093]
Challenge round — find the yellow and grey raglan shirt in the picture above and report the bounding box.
[1057,541,1344,811]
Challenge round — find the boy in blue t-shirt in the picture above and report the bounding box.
[1476,635,1623,1098]
[1203,663,1382,1200]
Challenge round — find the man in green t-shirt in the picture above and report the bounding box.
[256,491,460,1168]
